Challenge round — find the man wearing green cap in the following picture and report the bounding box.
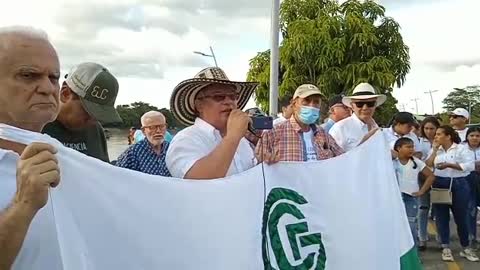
[42,62,122,162]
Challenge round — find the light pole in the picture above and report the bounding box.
[411,98,419,115]
[269,0,280,117]
[424,90,439,115]
[193,46,218,67]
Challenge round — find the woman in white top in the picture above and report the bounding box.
[426,125,479,262]
[393,138,434,247]
[417,116,440,251]
[463,126,480,248]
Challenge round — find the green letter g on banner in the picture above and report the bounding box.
[262,188,326,270]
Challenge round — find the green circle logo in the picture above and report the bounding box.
[262,188,326,270]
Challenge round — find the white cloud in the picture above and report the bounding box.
[389,0,480,114]
[1,0,479,118]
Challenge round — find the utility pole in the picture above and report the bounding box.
[411,98,420,115]
[269,0,280,117]
[209,46,218,67]
[424,90,439,115]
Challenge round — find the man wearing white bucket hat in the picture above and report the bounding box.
[329,83,386,152]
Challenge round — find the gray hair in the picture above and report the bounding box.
[0,26,50,50]
[141,111,166,126]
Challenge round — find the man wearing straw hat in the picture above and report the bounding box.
[166,67,258,179]
[329,83,386,152]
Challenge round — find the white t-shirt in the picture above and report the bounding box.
[393,157,426,195]
[302,130,317,162]
[165,118,256,178]
[383,127,421,152]
[419,137,433,161]
[273,115,287,126]
[0,127,63,270]
[456,128,468,142]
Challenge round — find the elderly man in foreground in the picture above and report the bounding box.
[166,67,258,180]
[329,83,385,152]
[0,26,62,270]
[116,111,171,176]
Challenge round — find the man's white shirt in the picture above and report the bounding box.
[456,128,468,142]
[329,113,377,152]
[166,118,256,178]
[0,126,63,270]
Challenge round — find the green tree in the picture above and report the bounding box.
[247,0,410,126]
[110,102,186,130]
[443,85,480,123]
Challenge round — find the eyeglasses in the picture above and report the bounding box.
[143,124,167,131]
[353,101,376,108]
[197,93,239,102]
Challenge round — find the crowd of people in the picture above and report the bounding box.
[0,25,479,269]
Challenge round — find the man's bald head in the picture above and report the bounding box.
[0,26,52,62]
[0,26,49,47]
[141,111,166,126]
[0,26,60,132]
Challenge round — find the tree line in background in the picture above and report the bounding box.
[442,85,480,124]
[104,102,186,131]
[107,84,480,131]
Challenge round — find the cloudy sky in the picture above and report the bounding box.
[1,0,478,115]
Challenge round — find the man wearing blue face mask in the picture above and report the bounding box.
[255,84,344,163]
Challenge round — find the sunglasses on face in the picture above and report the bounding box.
[353,101,376,108]
[198,92,239,102]
[449,115,463,119]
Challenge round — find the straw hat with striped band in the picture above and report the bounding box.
[170,67,258,126]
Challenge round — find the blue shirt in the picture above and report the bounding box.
[321,118,336,133]
[134,130,145,143]
[165,131,173,143]
[116,140,171,176]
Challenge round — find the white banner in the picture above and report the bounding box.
[0,125,421,270]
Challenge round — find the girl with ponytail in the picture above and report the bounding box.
[393,137,435,248]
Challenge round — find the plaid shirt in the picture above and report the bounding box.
[256,117,344,162]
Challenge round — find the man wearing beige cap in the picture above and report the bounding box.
[256,84,344,163]
[42,62,122,162]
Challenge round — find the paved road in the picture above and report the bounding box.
[421,220,479,270]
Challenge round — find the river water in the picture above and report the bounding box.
[106,128,130,160]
